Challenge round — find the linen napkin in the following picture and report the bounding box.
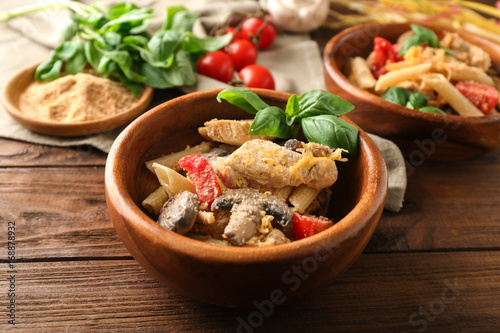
[0,0,406,212]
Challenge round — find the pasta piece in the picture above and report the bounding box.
[145,141,213,173]
[422,73,484,117]
[142,186,168,215]
[350,57,377,89]
[152,163,196,195]
[446,62,494,86]
[375,63,432,92]
[288,185,320,214]
[397,30,414,45]
[270,186,294,201]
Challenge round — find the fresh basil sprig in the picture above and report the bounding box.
[397,24,454,57]
[34,2,232,96]
[381,86,446,115]
[398,24,440,57]
[217,88,359,154]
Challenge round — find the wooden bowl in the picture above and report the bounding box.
[1,62,153,137]
[324,22,500,161]
[104,88,388,308]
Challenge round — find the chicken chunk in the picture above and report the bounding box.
[440,32,491,71]
[215,139,342,190]
[198,119,275,146]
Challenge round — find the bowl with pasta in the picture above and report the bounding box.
[324,22,500,160]
[104,88,387,307]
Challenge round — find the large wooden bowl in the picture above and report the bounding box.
[324,22,500,161]
[104,88,388,308]
[1,62,153,137]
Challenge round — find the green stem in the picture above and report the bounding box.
[0,0,94,22]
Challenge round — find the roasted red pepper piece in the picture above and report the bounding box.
[292,213,334,240]
[455,82,499,115]
[178,154,222,207]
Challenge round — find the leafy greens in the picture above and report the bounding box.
[33,2,232,95]
[217,88,359,154]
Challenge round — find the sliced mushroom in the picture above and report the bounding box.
[213,189,293,246]
[157,191,199,235]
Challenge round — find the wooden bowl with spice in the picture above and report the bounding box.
[1,62,153,137]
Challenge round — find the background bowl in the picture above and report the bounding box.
[105,88,388,308]
[1,62,153,137]
[324,22,500,161]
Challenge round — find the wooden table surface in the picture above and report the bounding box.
[2,16,500,333]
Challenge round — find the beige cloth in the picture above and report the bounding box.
[0,0,406,211]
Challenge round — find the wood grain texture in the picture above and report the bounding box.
[0,252,498,332]
[0,167,128,259]
[0,138,106,167]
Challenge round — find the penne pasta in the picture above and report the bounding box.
[288,185,320,214]
[445,62,495,86]
[270,186,294,201]
[152,163,196,195]
[350,57,377,89]
[142,186,168,215]
[145,141,213,173]
[422,73,484,117]
[375,63,432,92]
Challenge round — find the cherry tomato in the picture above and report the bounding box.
[455,82,499,115]
[227,39,258,71]
[238,64,275,90]
[371,37,402,78]
[241,17,277,50]
[225,27,250,42]
[292,213,334,240]
[196,51,234,83]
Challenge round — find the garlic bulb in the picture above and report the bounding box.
[260,0,329,33]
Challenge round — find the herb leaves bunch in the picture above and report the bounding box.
[217,88,359,154]
[31,2,232,95]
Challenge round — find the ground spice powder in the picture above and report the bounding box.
[24,73,139,123]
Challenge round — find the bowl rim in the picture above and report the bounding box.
[105,88,388,264]
[0,62,154,137]
[323,21,500,124]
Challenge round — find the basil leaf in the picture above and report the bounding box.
[35,60,56,81]
[217,88,270,115]
[183,32,233,53]
[398,24,440,57]
[107,2,140,20]
[122,35,149,47]
[39,60,63,82]
[419,106,446,115]
[163,6,188,31]
[53,41,80,61]
[85,40,104,70]
[301,115,359,154]
[285,94,299,126]
[407,92,428,110]
[65,41,87,74]
[99,8,154,33]
[250,107,291,138]
[380,86,411,106]
[141,50,196,88]
[297,89,354,118]
[59,20,77,43]
[170,10,199,32]
[148,30,183,62]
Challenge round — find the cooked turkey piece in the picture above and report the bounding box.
[215,139,342,190]
[198,119,275,146]
[440,32,491,71]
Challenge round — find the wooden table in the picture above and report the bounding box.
[2,25,500,333]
